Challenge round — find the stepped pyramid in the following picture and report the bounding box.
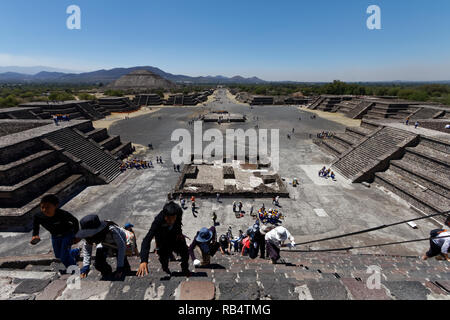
[107,70,176,90]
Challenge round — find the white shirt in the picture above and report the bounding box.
[432,231,450,254]
[265,226,294,248]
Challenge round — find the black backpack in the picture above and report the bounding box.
[430,229,447,238]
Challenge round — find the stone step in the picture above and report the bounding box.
[420,137,450,154]
[0,149,59,186]
[0,174,86,231]
[375,169,450,213]
[111,142,133,160]
[321,139,348,155]
[1,250,449,300]
[0,251,450,300]
[346,126,373,137]
[390,159,450,198]
[45,128,122,182]
[406,144,450,167]
[334,127,417,181]
[314,140,340,158]
[0,162,71,207]
[333,132,360,146]
[85,128,108,142]
[99,135,121,151]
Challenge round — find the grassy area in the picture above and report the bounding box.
[0,84,97,108]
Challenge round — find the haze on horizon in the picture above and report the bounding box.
[0,0,449,82]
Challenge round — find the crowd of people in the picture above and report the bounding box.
[258,207,284,225]
[119,156,168,171]
[316,131,334,139]
[52,114,71,126]
[318,166,336,180]
[30,194,304,280]
[120,159,153,171]
[30,193,450,282]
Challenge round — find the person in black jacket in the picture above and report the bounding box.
[137,201,190,277]
[30,194,80,270]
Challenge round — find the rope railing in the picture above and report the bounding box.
[292,210,449,247]
[279,210,450,253]
[286,235,450,253]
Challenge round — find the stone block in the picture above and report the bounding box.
[179,281,215,300]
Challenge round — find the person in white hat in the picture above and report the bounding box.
[265,226,295,264]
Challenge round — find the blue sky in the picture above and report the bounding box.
[0,0,449,81]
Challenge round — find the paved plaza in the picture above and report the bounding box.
[0,89,438,260]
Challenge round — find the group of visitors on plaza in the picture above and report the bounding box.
[120,159,153,171]
[405,117,420,128]
[30,194,450,281]
[119,155,167,171]
[52,114,70,125]
[318,166,336,180]
[316,131,333,139]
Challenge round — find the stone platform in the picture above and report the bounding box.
[201,112,246,123]
[173,160,289,198]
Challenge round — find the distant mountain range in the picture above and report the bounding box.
[0,66,81,75]
[0,66,267,85]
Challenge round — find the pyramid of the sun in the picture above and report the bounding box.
[107,69,176,89]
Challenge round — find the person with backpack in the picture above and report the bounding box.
[76,215,130,280]
[124,223,139,256]
[137,201,190,277]
[241,233,251,257]
[218,234,230,255]
[189,226,220,267]
[422,216,450,261]
[249,221,266,259]
[31,194,80,272]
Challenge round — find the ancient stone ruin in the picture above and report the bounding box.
[173,157,288,198]
[0,119,133,231]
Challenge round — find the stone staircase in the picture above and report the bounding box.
[134,94,163,106]
[0,121,134,231]
[75,102,105,120]
[97,97,139,113]
[19,101,107,121]
[44,128,123,183]
[1,251,448,300]
[410,107,447,120]
[315,96,347,112]
[308,96,325,110]
[364,103,420,121]
[335,99,361,114]
[374,136,450,219]
[346,101,375,119]
[0,139,86,231]
[314,120,380,158]
[332,127,419,182]
[78,124,134,160]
